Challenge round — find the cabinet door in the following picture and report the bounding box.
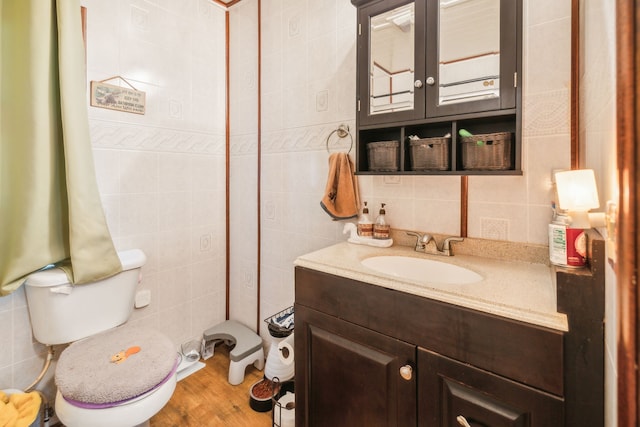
[425,0,519,118]
[295,305,417,427]
[357,0,426,125]
[418,349,563,427]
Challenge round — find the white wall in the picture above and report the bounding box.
[580,1,617,425]
[0,0,227,401]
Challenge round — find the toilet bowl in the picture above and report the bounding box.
[24,249,177,427]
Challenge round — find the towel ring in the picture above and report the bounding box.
[325,124,353,154]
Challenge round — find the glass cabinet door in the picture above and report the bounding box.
[357,0,426,125]
[425,0,518,117]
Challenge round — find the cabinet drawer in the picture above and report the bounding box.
[418,349,564,427]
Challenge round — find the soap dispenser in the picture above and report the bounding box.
[357,202,373,237]
[373,203,390,240]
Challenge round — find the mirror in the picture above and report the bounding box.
[369,3,415,115]
[438,0,500,105]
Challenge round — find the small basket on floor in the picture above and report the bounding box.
[461,132,512,170]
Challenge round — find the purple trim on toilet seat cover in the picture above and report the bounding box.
[63,356,179,409]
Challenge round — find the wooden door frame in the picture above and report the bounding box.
[616,0,639,425]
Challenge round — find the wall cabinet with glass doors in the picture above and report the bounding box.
[352,0,522,175]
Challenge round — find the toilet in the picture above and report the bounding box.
[24,249,178,427]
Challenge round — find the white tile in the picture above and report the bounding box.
[120,151,158,194]
[159,191,192,231]
[0,310,12,368]
[413,199,461,236]
[120,193,159,235]
[157,266,192,310]
[524,17,571,95]
[159,153,192,192]
[468,175,527,204]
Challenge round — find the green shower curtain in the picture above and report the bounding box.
[0,0,122,295]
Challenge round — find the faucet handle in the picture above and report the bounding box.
[442,236,464,253]
[406,231,426,251]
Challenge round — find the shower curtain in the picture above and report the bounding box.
[0,0,122,295]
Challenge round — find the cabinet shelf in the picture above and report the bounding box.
[356,113,521,175]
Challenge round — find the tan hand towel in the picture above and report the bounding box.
[320,152,360,220]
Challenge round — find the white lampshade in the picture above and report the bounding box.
[555,169,600,211]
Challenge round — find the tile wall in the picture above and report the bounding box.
[251,0,575,339]
[0,0,227,402]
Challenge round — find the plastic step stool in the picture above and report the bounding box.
[203,320,264,385]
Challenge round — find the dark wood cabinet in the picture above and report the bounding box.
[296,306,416,427]
[418,349,563,427]
[295,267,564,427]
[295,231,606,427]
[351,0,522,175]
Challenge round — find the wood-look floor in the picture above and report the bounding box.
[151,345,273,426]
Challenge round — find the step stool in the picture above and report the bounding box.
[203,320,265,385]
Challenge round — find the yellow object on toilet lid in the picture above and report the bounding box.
[55,323,177,406]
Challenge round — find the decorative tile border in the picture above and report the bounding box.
[89,119,225,155]
[258,121,356,155]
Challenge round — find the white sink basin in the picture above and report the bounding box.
[361,256,483,285]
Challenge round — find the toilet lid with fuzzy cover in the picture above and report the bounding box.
[55,323,178,407]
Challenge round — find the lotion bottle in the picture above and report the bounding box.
[357,202,373,237]
[373,203,390,240]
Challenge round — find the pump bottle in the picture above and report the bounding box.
[357,202,373,237]
[373,203,390,240]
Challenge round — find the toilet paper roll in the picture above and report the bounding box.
[277,333,295,366]
[274,392,295,427]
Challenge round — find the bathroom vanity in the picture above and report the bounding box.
[294,231,604,426]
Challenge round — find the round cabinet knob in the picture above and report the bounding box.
[414,80,423,88]
[426,76,435,86]
[399,365,413,380]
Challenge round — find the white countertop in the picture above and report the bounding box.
[294,242,568,331]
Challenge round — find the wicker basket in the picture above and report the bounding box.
[409,137,450,171]
[367,141,399,171]
[461,132,512,170]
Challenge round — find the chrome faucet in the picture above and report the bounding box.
[439,236,464,256]
[406,231,431,251]
[405,232,463,256]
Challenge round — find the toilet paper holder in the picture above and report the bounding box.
[271,377,295,427]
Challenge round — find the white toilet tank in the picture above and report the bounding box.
[24,249,146,345]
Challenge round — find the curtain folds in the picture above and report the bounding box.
[0,0,121,296]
